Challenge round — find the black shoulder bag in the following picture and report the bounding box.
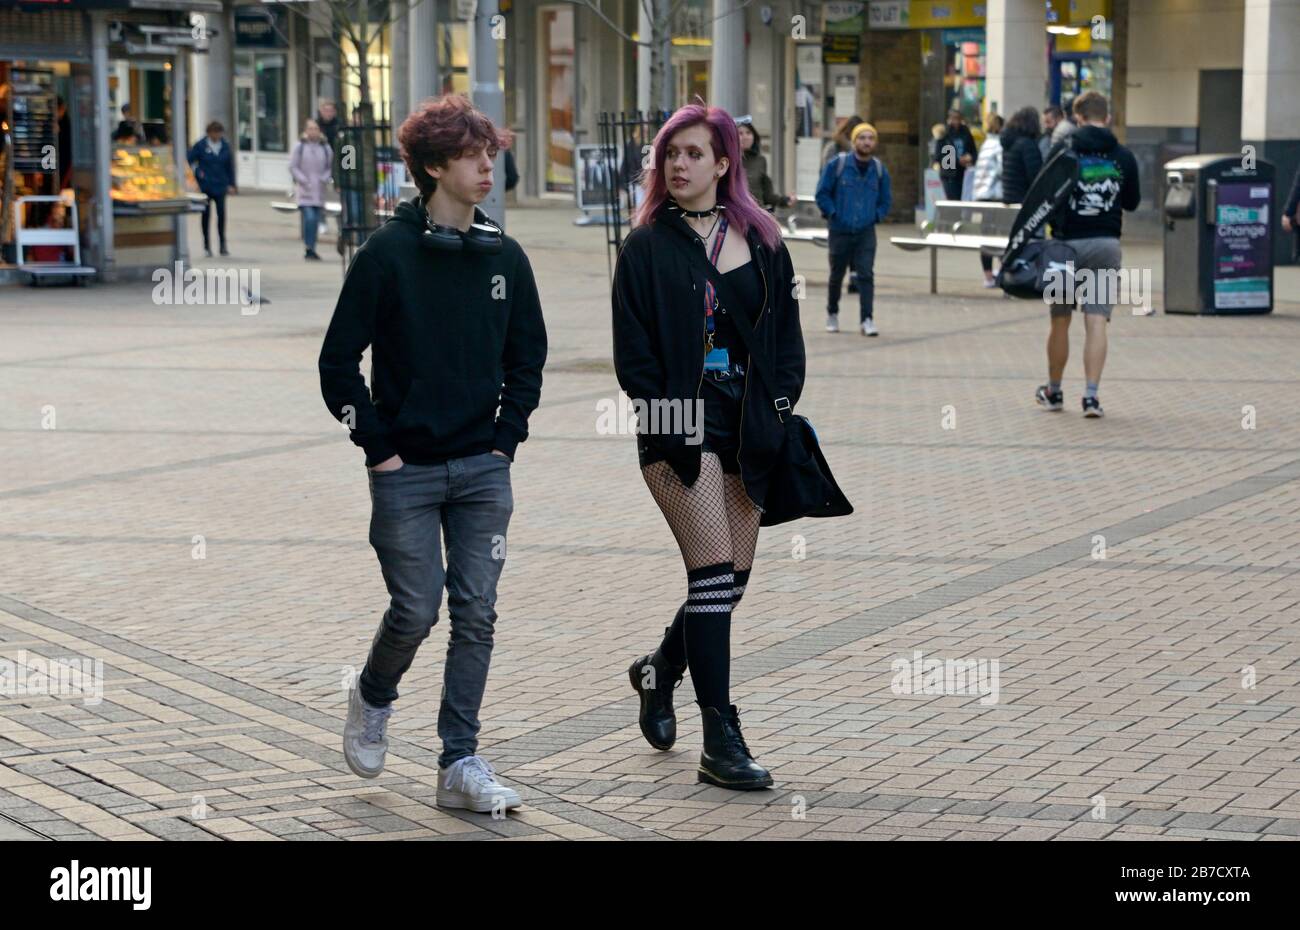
[708,246,853,528]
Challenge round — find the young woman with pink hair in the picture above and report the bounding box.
[612,104,806,790]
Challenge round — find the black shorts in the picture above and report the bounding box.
[637,374,745,475]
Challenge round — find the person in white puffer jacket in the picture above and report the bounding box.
[971,113,1005,288]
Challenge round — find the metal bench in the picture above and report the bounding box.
[890,200,1019,294]
[15,195,96,285]
[270,200,342,216]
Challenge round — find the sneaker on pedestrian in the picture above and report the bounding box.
[1035,385,1064,411]
[1082,396,1104,418]
[342,685,392,779]
[219,245,230,257]
[437,755,522,813]
[983,277,999,289]
[305,249,321,261]
[861,318,878,337]
[825,314,839,333]
[203,246,213,258]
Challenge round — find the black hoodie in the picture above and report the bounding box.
[1050,124,1141,241]
[318,196,547,466]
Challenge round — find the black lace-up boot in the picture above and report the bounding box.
[698,704,773,790]
[628,629,686,750]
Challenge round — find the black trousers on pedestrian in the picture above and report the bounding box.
[828,226,877,322]
[201,193,228,251]
[940,172,965,201]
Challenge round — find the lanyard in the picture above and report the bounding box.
[703,216,728,348]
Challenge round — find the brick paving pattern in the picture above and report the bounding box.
[0,197,1297,841]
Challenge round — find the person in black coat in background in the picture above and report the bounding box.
[1000,106,1044,205]
[936,109,977,200]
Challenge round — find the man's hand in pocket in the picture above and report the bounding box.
[370,454,404,472]
[490,449,510,460]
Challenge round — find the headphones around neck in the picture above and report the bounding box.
[420,207,504,255]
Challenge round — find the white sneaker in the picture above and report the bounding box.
[343,685,392,779]
[825,314,840,333]
[437,755,522,813]
[861,319,878,337]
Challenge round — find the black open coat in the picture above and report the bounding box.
[611,204,806,511]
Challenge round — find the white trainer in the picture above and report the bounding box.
[437,755,522,813]
[825,314,840,333]
[343,685,392,779]
[861,318,879,337]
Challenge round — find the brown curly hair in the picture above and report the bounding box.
[398,94,513,198]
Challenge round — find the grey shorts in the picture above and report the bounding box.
[1050,236,1123,320]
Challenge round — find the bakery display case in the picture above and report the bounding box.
[110,144,190,214]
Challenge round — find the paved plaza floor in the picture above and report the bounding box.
[0,195,1297,841]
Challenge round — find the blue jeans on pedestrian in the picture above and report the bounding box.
[828,225,877,322]
[358,451,514,769]
[300,205,321,252]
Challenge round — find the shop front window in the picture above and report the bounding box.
[236,82,254,152]
[942,31,985,125]
[793,42,825,201]
[256,53,287,152]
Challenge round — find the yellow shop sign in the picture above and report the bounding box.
[868,0,987,30]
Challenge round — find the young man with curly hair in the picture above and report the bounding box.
[318,94,547,812]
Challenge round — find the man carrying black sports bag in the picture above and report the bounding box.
[1000,92,1140,419]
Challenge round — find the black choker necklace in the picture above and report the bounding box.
[669,199,724,219]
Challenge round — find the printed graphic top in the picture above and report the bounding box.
[1052,125,1141,241]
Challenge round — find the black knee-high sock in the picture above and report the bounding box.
[680,562,734,710]
[654,604,688,670]
[655,567,751,672]
[731,568,751,612]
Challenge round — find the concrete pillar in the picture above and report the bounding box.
[189,20,208,152]
[172,52,189,262]
[637,0,651,114]
[91,11,113,274]
[473,0,506,227]
[392,0,410,125]
[204,0,236,132]
[409,0,440,107]
[1242,0,1300,264]
[709,0,747,115]
[984,0,1046,118]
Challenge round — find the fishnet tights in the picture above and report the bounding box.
[641,452,761,572]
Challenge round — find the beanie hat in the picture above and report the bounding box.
[851,122,877,142]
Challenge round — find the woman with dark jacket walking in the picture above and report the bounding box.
[736,116,794,212]
[187,120,237,256]
[1000,106,1044,206]
[612,103,806,791]
[289,118,333,260]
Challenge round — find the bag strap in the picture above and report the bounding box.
[702,216,728,345]
[704,256,790,424]
[660,214,790,422]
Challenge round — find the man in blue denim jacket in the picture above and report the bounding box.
[815,122,892,336]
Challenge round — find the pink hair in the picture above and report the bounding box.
[634,104,783,252]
